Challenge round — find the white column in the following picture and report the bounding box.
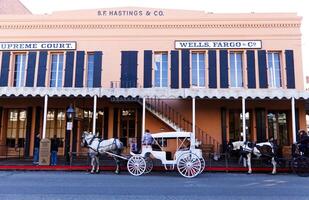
[242,97,246,142]
[291,97,296,143]
[92,95,97,135]
[42,95,48,139]
[142,97,146,138]
[192,98,196,147]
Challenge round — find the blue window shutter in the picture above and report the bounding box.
[37,51,47,87]
[171,50,179,89]
[285,50,295,89]
[246,50,256,88]
[181,49,190,88]
[121,51,138,88]
[220,50,228,88]
[64,51,74,87]
[258,50,267,88]
[208,50,217,88]
[0,52,10,87]
[75,51,84,88]
[93,51,102,88]
[25,52,37,87]
[130,51,138,88]
[143,50,152,88]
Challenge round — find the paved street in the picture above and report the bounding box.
[0,171,308,200]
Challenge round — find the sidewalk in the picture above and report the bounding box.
[0,155,292,173]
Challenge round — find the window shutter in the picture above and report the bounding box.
[143,50,152,88]
[208,50,217,88]
[36,51,47,87]
[64,51,74,87]
[25,52,37,87]
[220,50,228,88]
[0,52,10,87]
[121,51,138,88]
[171,50,179,89]
[258,50,267,88]
[181,49,190,88]
[75,51,85,88]
[285,50,295,89]
[246,50,256,88]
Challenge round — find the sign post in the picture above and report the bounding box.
[39,138,51,166]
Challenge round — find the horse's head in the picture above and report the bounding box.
[81,131,92,147]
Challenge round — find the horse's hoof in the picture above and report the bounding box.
[115,171,120,174]
[96,171,100,174]
[90,171,94,174]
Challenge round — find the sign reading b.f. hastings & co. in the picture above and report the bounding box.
[0,41,76,51]
[175,40,262,49]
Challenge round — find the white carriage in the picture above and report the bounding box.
[127,131,205,178]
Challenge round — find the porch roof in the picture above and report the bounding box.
[0,87,308,100]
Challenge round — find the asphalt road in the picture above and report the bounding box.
[0,171,308,200]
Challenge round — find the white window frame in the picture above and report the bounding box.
[50,53,64,88]
[267,52,282,88]
[191,52,206,88]
[154,52,168,88]
[13,53,27,87]
[86,53,94,88]
[229,51,243,88]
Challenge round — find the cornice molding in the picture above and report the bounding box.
[0,23,301,30]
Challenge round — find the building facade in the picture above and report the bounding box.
[0,6,308,159]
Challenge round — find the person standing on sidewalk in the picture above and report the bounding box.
[33,134,40,165]
[50,135,59,166]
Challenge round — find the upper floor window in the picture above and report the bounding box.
[87,54,94,88]
[267,52,281,88]
[50,53,64,87]
[229,52,243,88]
[154,52,168,87]
[191,52,205,87]
[13,54,27,87]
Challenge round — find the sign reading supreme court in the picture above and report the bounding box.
[0,41,76,51]
[175,40,262,49]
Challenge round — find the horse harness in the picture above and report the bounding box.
[85,134,121,154]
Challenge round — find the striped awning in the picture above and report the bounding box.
[0,87,309,99]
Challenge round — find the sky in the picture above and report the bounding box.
[20,0,309,77]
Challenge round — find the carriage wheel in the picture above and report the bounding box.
[127,155,146,176]
[177,152,201,178]
[144,157,154,174]
[292,156,309,177]
[199,157,206,174]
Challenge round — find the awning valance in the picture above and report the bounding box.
[0,87,309,100]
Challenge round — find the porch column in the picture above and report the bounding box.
[42,95,48,139]
[192,97,196,147]
[92,95,97,135]
[291,97,296,143]
[142,97,146,138]
[242,97,246,142]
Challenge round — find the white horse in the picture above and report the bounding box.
[228,140,277,174]
[81,131,123,174]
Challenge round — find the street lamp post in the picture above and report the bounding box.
[65,105,75,165]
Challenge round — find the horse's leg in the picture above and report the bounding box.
[114,156,120,174]
[90,157,95,174]
[271,157,277,174]
[247,153,252,174]
[95,156,100,173]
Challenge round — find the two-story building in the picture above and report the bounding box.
[0,2,308,159]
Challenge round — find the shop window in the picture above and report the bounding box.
[87,53,94,88]
[191,52,205,87]
[154,52,168,87]
[50,53,64,87]
[267,111,289,145]
[46,109,65,147]
[13,53,27,87]
[229,52,243,88]
[229,110,251,141]
[267,52,281,88]
[6,109,27,148]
